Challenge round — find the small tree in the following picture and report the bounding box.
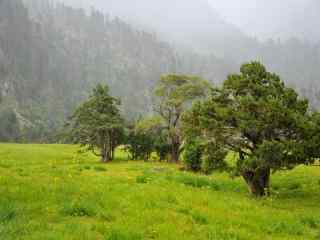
[68,84,123,163]
[182,139,203,172]
[183,62,319,196]
[154,74,209,162]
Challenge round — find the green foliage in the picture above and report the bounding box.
[0,108,20,142]
[182,139,203,172]
[154,74,210,162]
[126,117,170,161]
[68,84,123,162]
[125,128,154,161]
[201,143,228,175]
[183,62,320,196]
[153,137,171,161]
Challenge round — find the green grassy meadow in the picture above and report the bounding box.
[0,144,319,240]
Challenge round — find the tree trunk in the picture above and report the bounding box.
[101,143,111,163]
[101,152,110,163]
[242,168,270,197]
[171,142,180,163]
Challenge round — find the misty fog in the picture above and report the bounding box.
[60,0,319,42]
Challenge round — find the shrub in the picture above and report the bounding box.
[182,139,203,172]
[125,131,153,161]
[201,143,228,174]
[154,137,171,161]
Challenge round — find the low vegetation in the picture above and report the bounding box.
[0,144,319,239]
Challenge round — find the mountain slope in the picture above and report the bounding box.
[60,0,256,60]
[60,0,320,106]
[0,0,234,141]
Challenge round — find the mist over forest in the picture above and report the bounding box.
[1,0,320,141]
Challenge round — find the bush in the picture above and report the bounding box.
[182,139,203,171]
[125,131,153,161]
[154,138,171,161]
[201,143,228,174]
[182,140,228,174]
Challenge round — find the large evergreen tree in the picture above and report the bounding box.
[182,62,319,196]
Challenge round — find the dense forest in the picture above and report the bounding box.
[0,0,320,142]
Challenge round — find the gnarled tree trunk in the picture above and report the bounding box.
[242,167,270,197]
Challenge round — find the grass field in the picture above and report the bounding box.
[0,144,319,240]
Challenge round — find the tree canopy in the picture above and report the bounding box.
[68,84,123,163]
[182,62,319,196]
[154,74,210,162]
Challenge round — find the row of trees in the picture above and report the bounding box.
[68,62,320,197]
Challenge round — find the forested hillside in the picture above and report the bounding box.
[0,0,232,141]
[60,0,320,108]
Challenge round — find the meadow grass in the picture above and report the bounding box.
[0,143,319,239]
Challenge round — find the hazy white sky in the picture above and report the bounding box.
[208,0,305,21]
[61,0,315,40]
[208,0,308,38]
